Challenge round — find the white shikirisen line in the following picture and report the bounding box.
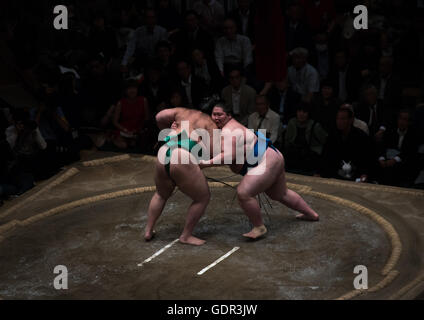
[197,247,240,276]
[137,239,179,267]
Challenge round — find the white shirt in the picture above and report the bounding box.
[122,25,168,66]
[6,126,47,153]
[379,77,388,100]
[239,10,250,36]
[288,64,320,96]
[248,109,281,144]
[215,34,253,73]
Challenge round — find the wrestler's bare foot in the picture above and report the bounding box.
[296,214,320,222]
[144,230,156,241]
[179,235,206,246]
[243,225,267,239]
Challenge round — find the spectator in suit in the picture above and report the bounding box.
[227,0,256,42]
[215,18,253,77]
[248,95,281,146]
[320,107,373,182]
[328,50,361,103]
[377,109,420,187]
[311,79,341,133]
[287,47,320,103]
[354,85,395,140]
[191,48,224,95]
[171,10,214,60]
[193,0,226,35]
[154,41,178,80]
[121,9,168,72]
[140,64,172,115]
[175,60,208,109]
[284,102,328,174]
[370,56,403,111]
[221,68,256,126]
[285,2,313,53]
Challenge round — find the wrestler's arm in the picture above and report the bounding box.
[155,108,181,129]
[200,131,237,168]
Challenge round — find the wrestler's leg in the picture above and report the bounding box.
[237,150,279,239]
[144,148,176,241]
[265,152,319,221]
[171,150,210,246]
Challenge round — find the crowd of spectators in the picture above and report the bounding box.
[1,0,424,204]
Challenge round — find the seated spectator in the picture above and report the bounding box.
[311,79,341,133]
[227,0,255,42]
[340,104,370,136]
[222,68,256,125]
[320,107,373,182]
[285,2,313,53]
[0,137,34,199]
[215,18,253,77]
[193,0,225,35]
[354,84,395,140]
[310,31,332,80]
[328,50,361,103]
[284,103,328,174]
[370,56,402,111]
[156,0,181,34]
[6,109,47,180]
[377,109,420,187]
[248,95,281,146]
[112,80,150,150]
[192,48,224,94]
[168,90,184,109]
[267,80,299,127]
[121,9,168,72]
[287,47,320,103]
[154,41,177,80]
[175,60,208,109]
[140,64,171,115]
[299,0,336,34]
[86,11,119,61]
[171,10,214,61]
[81,55,122,127]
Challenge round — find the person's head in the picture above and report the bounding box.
[237,0,250,12]
[170,91,183,108]
[124,80,139,99]
[335,50,348,69]
[362,85,378,106]
[315,32,329,52]
[321,79,334,100]
[228,68,242,89]
[397,109,411,131]
[296,102,311,123]
[156,41,172,62]
[255,95,270,117]
[184,10,199,31]
[192,48,206,65]
[146,65,162,84]
[379,56,394,78]
[11,108,31,132]
[144,8,157,27]
[176,60,192,80]
[336,106,354,132]
[223,18,237,39]
[288,3,303,22]
[159,0,170,9]
[93,12,105,30]
[88,56,106,77]
[211,103,232,129]
[291,47,308,69]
